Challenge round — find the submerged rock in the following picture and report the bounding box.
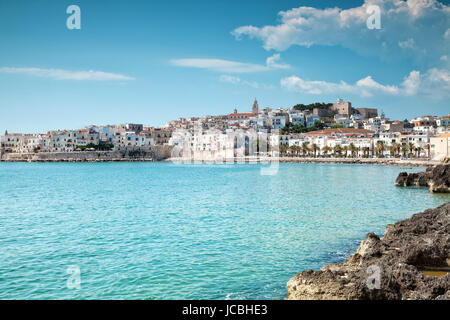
[395,164,450,193]
[286,203,450,300]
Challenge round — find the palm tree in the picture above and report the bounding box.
[301,142,310,157]
[349,143,357,158]
[288,145,296,157]
[393,142,401,157]
[322,145,331,157]
[401,146,408,158]
[311,143,319,158]
[375,141,386,158]
[389,145,396,157]
[408,142,415,158]
[333,145,342,157]
[280,144,288,157]
[342,145,349,158]
[416,146,423,158]
[361,147,369,158]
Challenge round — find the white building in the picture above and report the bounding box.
[430,133,450,161]
[269,116,287,129]
[289,113,305,126]
[334,114,351,128]
[305,114,320,127]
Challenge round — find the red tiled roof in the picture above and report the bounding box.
[228,113,256,117]
[438,133,450,138]
[305,128,374,136]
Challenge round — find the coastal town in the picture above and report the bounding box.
[1,99,449,162]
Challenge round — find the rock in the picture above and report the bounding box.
[395,172,408,186]
[395,164,450,193]
[286,203,450,300]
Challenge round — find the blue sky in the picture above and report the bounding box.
[0,0,449,133]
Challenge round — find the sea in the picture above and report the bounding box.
[0,162,448,299]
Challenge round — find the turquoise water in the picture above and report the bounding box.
[0,162,448,300]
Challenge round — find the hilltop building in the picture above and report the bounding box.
[329,99,378,119]
[330,99,353,115]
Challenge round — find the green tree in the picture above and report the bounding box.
[342,145,349,158]
[349,143,357,158]
[292,102,332,111]
[375,141,386,158]
[401,146,408,158]
[416,146,423,158]
[279,144,288,157]
[301,142,310,157]
[333,145,342,157]
[288,145,296,157]
[408,143,415,158]
[311,143,319,158]
[322,145,331,157]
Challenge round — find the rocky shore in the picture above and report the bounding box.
[395,164,450,193]
[286,202,450,300]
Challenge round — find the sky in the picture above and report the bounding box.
[0,0,449,133]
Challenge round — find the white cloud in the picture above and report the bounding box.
[232,0,450,64]
[280,68,450,97]
[171,58,266,73]
[445,28,450,39]
[0,67,134,80]
[170,54,290,73]
[219,75,259,88]
[398,38,415,49]
[281,76,355,95]
[401,70,420,96]
[356,75,401,96]
[266,53,290,69]
[421,68,450,96]
[219,75,241,85]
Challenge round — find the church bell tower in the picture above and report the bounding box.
[252,98,259,114]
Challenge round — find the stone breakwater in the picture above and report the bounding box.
[395,164,450,193]
[278,157,438,167]
[286,202,450,300]
[168,156,439,167]
[0,146,173,162]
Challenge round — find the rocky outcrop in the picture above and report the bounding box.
[286,203,450,300]
[395,164,450,193]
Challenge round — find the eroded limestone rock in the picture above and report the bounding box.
[286,203,450,300]
[395,164,450,193]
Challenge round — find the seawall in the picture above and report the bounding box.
[167,156,439,167]
[0,146,173,162]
